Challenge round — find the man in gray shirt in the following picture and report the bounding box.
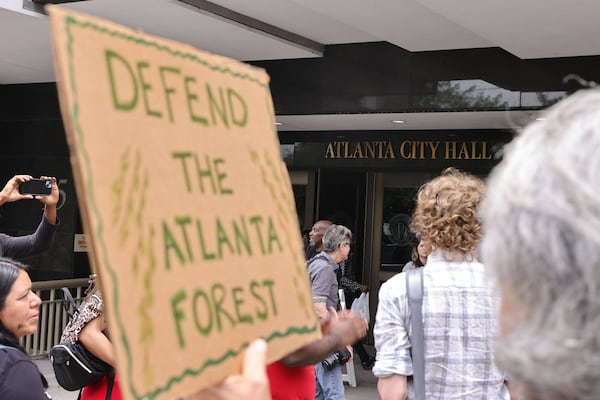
[308,224,352,400]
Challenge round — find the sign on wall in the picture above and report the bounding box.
[281,132,512,171]
[73,234,87,252]
[48,6,319,399]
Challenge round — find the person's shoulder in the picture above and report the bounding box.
[0,346,28,360]
[307,254,332,269]
[0,349,46,399]
[380,272,407,295]
[308,255,336,286]
[0,346,35,375]
[402,261,415,272]
[309,261,334,279]
[385,272,406,285]
[304,243,317,258]
[0,232,11,248]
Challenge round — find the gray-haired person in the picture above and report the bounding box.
[308,224,352,400]
[480,88,600,400]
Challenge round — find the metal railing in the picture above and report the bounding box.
[21,278,90,358]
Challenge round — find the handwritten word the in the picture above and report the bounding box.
[172,152,233,194]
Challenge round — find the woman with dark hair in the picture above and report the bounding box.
[401,236,431,272]
[0,257,51,399]
[0,258,271,399]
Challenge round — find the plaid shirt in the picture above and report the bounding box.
[373,251,509,399]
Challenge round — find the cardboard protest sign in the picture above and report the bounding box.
[47,6,320,399]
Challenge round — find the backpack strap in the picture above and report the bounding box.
[307,254,338,285]
[306,254,329,267]
[406,267,425,400]
[105,368,116,400]
[60,287,78,320]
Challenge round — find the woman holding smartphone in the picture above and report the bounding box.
[0,174,59,258]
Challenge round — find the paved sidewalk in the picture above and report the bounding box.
[36,350,379,400]
[342,353,380,400]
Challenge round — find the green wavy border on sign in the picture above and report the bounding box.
[61,14,318,400]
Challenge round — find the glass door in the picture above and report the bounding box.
[364,172,433,284]
[379,173,434,280]
[380,187,419,280]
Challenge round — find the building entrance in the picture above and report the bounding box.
[375,172,433,282]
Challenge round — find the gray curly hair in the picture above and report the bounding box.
[480,89,600,400]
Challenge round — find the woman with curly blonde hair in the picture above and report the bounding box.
[374,168,508,400]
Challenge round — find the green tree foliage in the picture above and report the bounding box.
[413,81,509,109]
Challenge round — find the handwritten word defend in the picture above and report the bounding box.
[105,50,248,127]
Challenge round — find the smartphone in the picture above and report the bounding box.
[18,179,53,196]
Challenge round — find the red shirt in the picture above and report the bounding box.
[81,373,122,400]
[81,362,314,399]
[267,361,315,400]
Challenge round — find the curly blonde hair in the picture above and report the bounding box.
[410,168,484,260]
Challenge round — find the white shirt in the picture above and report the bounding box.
[373,250,509,399]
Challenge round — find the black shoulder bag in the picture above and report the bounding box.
[49,287,114,399]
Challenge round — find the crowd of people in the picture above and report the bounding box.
[2,88,600,400]
[372,88,600,400]
[0,172,369,399]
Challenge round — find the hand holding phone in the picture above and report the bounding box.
[18,178,53,196]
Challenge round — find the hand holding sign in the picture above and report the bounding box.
[188,339,270,400]
[47,5,320,399]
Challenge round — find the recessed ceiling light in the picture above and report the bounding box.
[392,120,405,124]
[274,122,283,126]
[535,117,545,121]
